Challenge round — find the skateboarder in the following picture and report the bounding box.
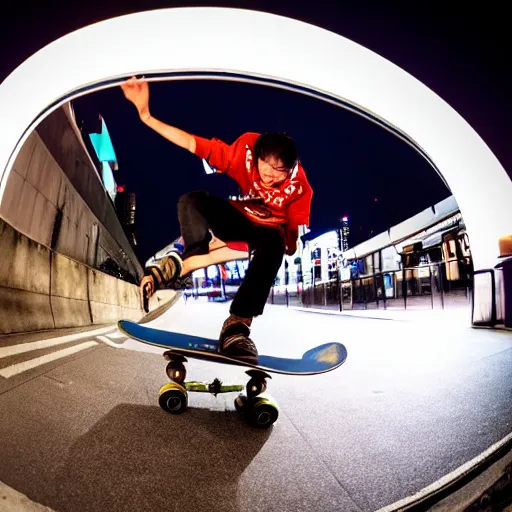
[121,76,313,364]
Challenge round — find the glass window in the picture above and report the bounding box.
[374,252,381,272]
[365,255,374,275]
[381,246,400,271]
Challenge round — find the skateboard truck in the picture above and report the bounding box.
[159,351,279,428]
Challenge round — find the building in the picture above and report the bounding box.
[81,113,120,203]
[114,186,137,247]
[297,195,473,309]
[340,216,350,252]
[72,103,138,249]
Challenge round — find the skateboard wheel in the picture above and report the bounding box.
[234,395,247,412]
[246,378,267,398]
[248,398,278,428]
[166,361,187,384]
[158,383,187,414]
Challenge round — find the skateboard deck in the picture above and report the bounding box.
[117,319,347,375]
[139,289,182,323]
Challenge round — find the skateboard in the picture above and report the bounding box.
[117,319,348,428]
[139,289,183,323]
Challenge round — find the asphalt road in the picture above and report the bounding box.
[1,298,511,512]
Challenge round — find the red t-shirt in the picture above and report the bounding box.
[192,132,313,249]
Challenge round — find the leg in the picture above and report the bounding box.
[230,225,286,318]
[177,190,215,259]
[144,191,253,292]
[181,245,248,276]
[178,191,253,260]
[217,226,285,364]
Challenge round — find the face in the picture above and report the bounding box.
[257,156,290,187]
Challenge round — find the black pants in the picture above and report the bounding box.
[178,191,285,318]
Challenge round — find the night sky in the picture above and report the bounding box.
[1,2,510,265]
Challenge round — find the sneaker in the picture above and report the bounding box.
[165,242,184,256]
[218,321,258,365]
[148,239,184,264]
[145,252,183,290]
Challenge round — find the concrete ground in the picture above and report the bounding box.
[0,298,511,512]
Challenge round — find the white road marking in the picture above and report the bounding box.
[0,341,98,378]
[0,326,115,359]
[98,334,165,354]
[104,331,126,339]
[0,480,56,511]
[96,335,125,347]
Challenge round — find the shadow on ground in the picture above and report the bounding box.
[50,404,271,512]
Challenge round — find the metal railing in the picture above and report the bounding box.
[267,260,473,312]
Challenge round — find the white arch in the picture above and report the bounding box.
[0,7,510,272]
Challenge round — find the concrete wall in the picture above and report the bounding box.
[0,219,54,333]
[0,104,142,281]
[0,216,143,334]
[0,103,146,334]
[39,104,142,279]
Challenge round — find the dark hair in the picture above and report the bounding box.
[253,132,298,170]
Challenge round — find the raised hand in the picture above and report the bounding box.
[120,76,150,119]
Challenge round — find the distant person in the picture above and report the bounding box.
[121,76,313,364]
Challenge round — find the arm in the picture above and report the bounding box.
[120,76,196,153]
[142,115,196,153]
[121,78,259,174]
[194,132,259,175]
